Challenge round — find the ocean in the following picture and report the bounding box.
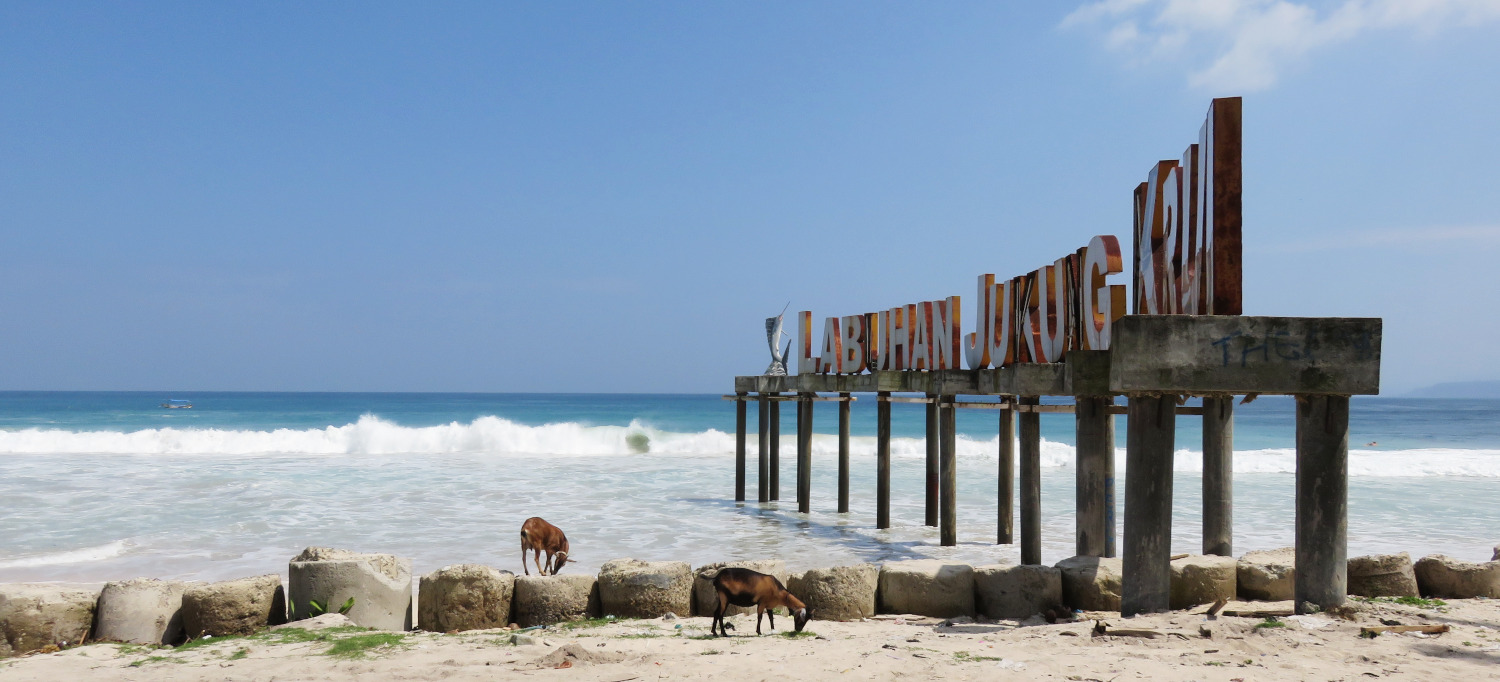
[0,391,1496,584]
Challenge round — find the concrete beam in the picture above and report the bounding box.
[1109,316,1381,395]
[1064,350,1112,396]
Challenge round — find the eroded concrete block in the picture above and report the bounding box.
[0,584,98,658]
[1169,555,1237,610]
[974,564,1062,619]
[182,574,286,638]
[1347,553,1418,598]
[1056,555,1122,612]
[288,546,412,631]
[876,560,974,618]
[787,564,878,622]
[691,560,786,617]
[94,578,187,645]
[1414,554,1500,599]
[598,558,692,619]
[1237,548,1295,602]
[417,564,514,632]
[513,574,599,627]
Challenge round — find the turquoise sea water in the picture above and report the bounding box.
[0,391,1496,583]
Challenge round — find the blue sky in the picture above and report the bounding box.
[2,1,1497,393]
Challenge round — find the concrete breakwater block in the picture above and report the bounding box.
[1170,555,1237,610]
[288,547,412,631]
[1414,554,1500,599]
[0,584,99,658]
[513,574,599,627]
[1237,548,1295,602]
[787,564,878,621]
[1347,553,1419,598]
[418,564,515,632]
[1055,556,1122,612]
[182,574,287,638]
[94,578,187,645]
[598,558,693,619]
[877,560,975,618]
[974,564,1062,620]
[691,560,786,617]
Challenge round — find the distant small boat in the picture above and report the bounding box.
[161,399,193,409]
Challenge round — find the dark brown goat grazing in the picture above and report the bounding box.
[711,567,810,636]
[519,517,574,576]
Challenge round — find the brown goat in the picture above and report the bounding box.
[711,567,810,636]
[519,517,574,576]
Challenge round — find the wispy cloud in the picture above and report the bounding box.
[1061,0,1500,91]
[1251,225,1500,254]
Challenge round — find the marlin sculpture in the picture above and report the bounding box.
[764,303,792,376]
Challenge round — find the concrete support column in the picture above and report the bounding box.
[838,393,851,514]
[925,395,939,527]
[876,392,892,529]
[1202,396,1235,556]
[1122,394,1177,617]
[797,393,813,514]
[735,392,747,502]
[1019,396,1042,565]
[769,394,781,501]
[757,394,769,503]
[1295,395,1349,614]
[1075,396,1116,558]
[998,405,1015,545]
[939,396,958,547]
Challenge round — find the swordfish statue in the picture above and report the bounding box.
[764,303,792,376]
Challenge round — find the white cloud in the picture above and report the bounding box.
[1062,0,1500,91]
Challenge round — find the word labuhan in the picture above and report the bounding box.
[796,97,1242,375]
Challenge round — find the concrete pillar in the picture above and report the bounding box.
[876,392,892,529]
[940,396,958,547]
[998,405,1014,545]
[1075,396,1116,558]
[770,394,781,501]
[797,393,813,514]
[925,394,939,527]
[1202,396,1234,556]
[757,394,769,503]
[735,393,747,502]
[1295,395,1349,614]
[1019,396,1041,565]
[838,393,851,514]
[1122,394,1177,617]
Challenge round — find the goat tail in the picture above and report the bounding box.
[520,529,530,542]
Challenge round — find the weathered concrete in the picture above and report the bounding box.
[512,574,599,627]
[770,397,781,500]
[1413,555,1500,599]
[94,578,187,645]
[1202,396,1234,556]
[1019,396,1042,565]
[598,559,693,619]
[1346,554,1418,598]
[939,398,957,546]
[181,574,286,638]
[691,560,787,617]
[876,560,975,618]
[1109,316,1382,395]
[1169,555,1237,609]
[1056,555,1123,612]
[786,564,878,621]
[838,394,851,513]
[757,394,769,503]
[998,406,1014,545]
[735,394,747,502]
[1122,395,1175,616]
[0,584,98,658]
[1237,548,1295,601]
[876,392,891,529]
[797,394,813,514]
[1074,396,1115,558]
[1295,395,1348,614]
[925,396,939,527]
[417,564,515,632]
[974,564,1062,619]
[1494,545,1500,562]
[288,547,413,631]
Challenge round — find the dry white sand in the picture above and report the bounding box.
[3,598,1498,681]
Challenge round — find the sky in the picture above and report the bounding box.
[2,1,1497,394]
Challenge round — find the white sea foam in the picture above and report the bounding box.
[0,539,131,569]
[0,416,1494,477]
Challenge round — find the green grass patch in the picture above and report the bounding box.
[1354,596,1447,609]
[781,630,817,639]
[701,649,723,655]
[618,632,663,639]
[683,634,719,640]
[557,617,617,630]
[113,643,162,656]
[1205,661,1226,666]
[1254,618,1286,630]
[228,648,249,661]
[324,632,407,659]
[129,655,183,667]
[175,634,247,652]
[953,651,1001,662]
[249,626,371,646]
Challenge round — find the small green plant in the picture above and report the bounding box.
[1254,617,1285,630]
[303,597,356,617]
[1242,659,1254,666]
[129,655,182,667]
[1206,661,1225,666]
[176,634,247,652]
[1463,641,1476,647]
[619,632,663,639]
[701,649,723,655]
[557,616,616,630]
[114,643,161,656]
[324,632,406,659]
[781,630,817,639]
[1353,596,1447,609]
[228,648,249,661]
[954,651,1001,662]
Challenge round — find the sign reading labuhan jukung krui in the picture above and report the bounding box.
[790,97,1242,376]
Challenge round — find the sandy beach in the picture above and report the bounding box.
[2,598,1497,681]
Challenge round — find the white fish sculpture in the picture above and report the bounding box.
[764,305,792,376]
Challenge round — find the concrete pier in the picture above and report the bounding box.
[797,393,812,514]
[998,405,1014,545]
[838,392,851,514]
[1075,396,1115,557]
[925,395,939,527]
[1122,394,1176,616]
[939,396,957,546]
[1295,395,1349,613]
[876,392,891,529]
[769,395,781,501]
[1019,396,1041,565]
[757,395,769,503]
[1202,396,1234,556]
[735,392,747,502]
